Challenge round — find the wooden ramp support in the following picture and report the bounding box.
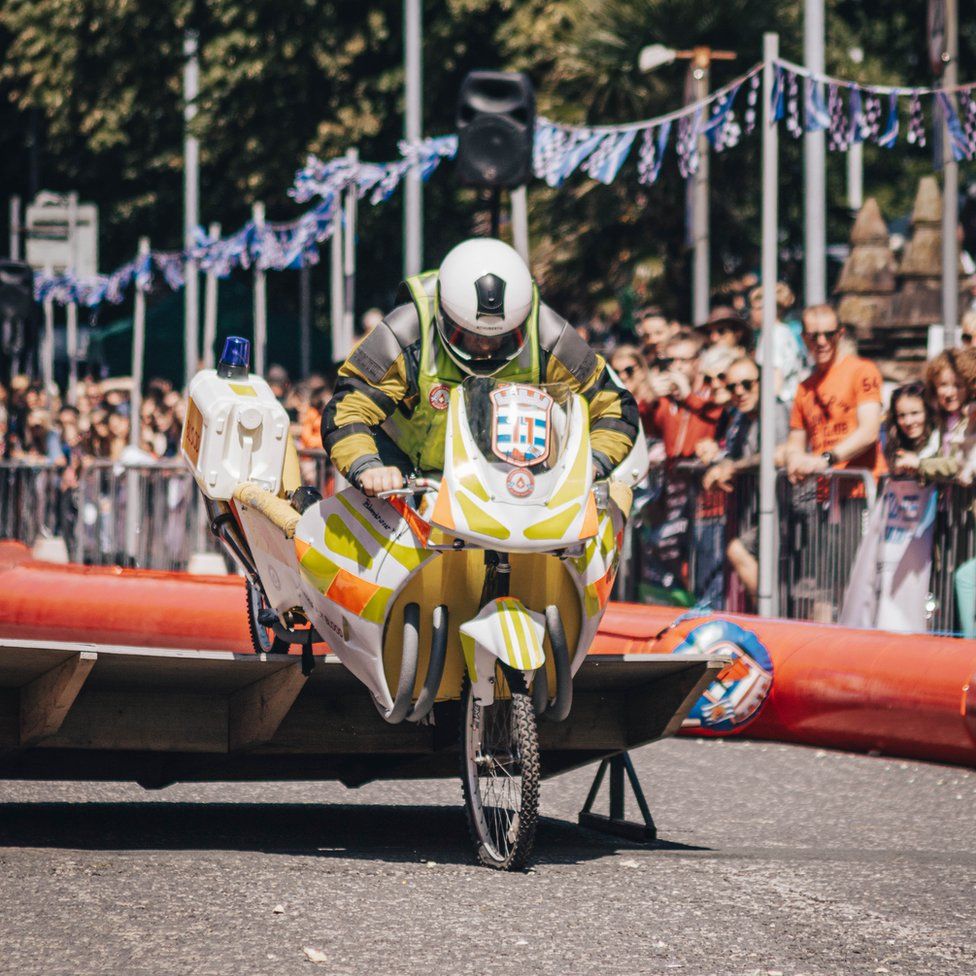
[19,651,97,748]
[229,663,308,752]
[0,639,724,788]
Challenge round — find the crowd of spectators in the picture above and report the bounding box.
[585,283,976,610]
[4,283,976,614]
[0,366,335,481]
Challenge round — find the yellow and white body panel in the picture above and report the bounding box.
[293,489,436,712]
[429,382,600,552]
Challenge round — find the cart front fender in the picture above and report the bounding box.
[459,598,546,703]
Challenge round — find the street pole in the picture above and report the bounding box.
[9,196,20,260]
[126,237,150,566]
[758,32,780,619]
[941,0,959,348]
[404,0,423,276]
[183,29,200,390]
[847,140,864,213]
[130,237,150,449]
[299,263,311,379]
[65,191,79,406]
[252,202,267,376]
[343,148,358,358]
[330,205,343,363]
[42,264,54,393]
[804,0,827,305]
[202,221,220,369]
[847,47,865,214]
[510,186,530,262]
[692,53,710,326]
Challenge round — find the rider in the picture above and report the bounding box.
[322,237,639,495]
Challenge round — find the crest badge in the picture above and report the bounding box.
[490,384,553,467]
[428,383,451,411]
[505,467,535,498]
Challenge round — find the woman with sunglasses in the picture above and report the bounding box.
[609,344,657,437]
[692,345,738,465]
[883,382,938,476]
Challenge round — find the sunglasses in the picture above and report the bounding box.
[616,363,640,380]
[729,378,757,393]
[703,373,727,388]
[653,357,673,370]
[803,327,841,343]
[962,333,974,345]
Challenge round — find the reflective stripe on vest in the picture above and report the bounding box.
[383,271,541,473]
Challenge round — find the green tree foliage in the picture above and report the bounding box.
[0,0,973,336]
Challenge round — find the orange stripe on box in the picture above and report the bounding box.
[579,492,599,540]
[389,496,432,547]
[430,485,455,531]
[326,567,380,616]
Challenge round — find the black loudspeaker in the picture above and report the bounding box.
[456,71,535,188]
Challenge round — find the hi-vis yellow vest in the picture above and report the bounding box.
[383,271,541,473]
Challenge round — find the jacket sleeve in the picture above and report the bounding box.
[540,311,640,477]
[320,310,415,481]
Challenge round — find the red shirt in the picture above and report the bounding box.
[649,392,723,459]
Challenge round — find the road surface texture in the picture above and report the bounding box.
[0,737,973,976]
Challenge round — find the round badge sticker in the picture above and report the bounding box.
[428,384,451,411]
[506,467,535,498]
[670,620,774,733]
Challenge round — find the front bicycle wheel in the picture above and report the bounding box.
[460,669,540,871]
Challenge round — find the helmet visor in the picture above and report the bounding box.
[439,306,527,363]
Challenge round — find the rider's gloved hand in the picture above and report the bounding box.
[358,466,405,497]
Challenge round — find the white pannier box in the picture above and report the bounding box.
[181,368,290,501]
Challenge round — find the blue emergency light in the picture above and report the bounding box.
[217,336,250,378]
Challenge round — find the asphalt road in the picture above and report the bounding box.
[0,737,973,976]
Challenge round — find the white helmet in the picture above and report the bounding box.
[436,238,533,374]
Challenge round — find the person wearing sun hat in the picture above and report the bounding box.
[697,305,751,354]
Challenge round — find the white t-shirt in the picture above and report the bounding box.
[754,321,803,405]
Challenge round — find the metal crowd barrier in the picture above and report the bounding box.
[2,450,974,636]
[0,449,336,572]
[621,460,876,625]
[927,481,976,636]
[0,460,65,547]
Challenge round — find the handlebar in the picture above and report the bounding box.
[377,476,441,499]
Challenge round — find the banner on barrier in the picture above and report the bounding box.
[839,480,937,633]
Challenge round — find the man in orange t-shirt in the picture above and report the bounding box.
[785,304,886,485]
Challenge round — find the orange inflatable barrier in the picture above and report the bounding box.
[0,543,250,652]
[0,544,973,768]
[594,602,976,769]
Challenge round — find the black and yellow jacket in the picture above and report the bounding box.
[322,280,639,484]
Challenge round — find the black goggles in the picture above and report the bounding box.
[439,306,527,362]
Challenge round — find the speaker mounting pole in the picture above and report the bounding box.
[489,188,501,239]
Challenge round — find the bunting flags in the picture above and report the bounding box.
[33,56,976,310]
[774,56,976,155]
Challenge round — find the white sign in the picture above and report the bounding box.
[25,191,99,277]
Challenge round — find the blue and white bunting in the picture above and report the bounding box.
[32,58,976,310]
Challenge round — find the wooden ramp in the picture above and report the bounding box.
[0,639,722,789]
